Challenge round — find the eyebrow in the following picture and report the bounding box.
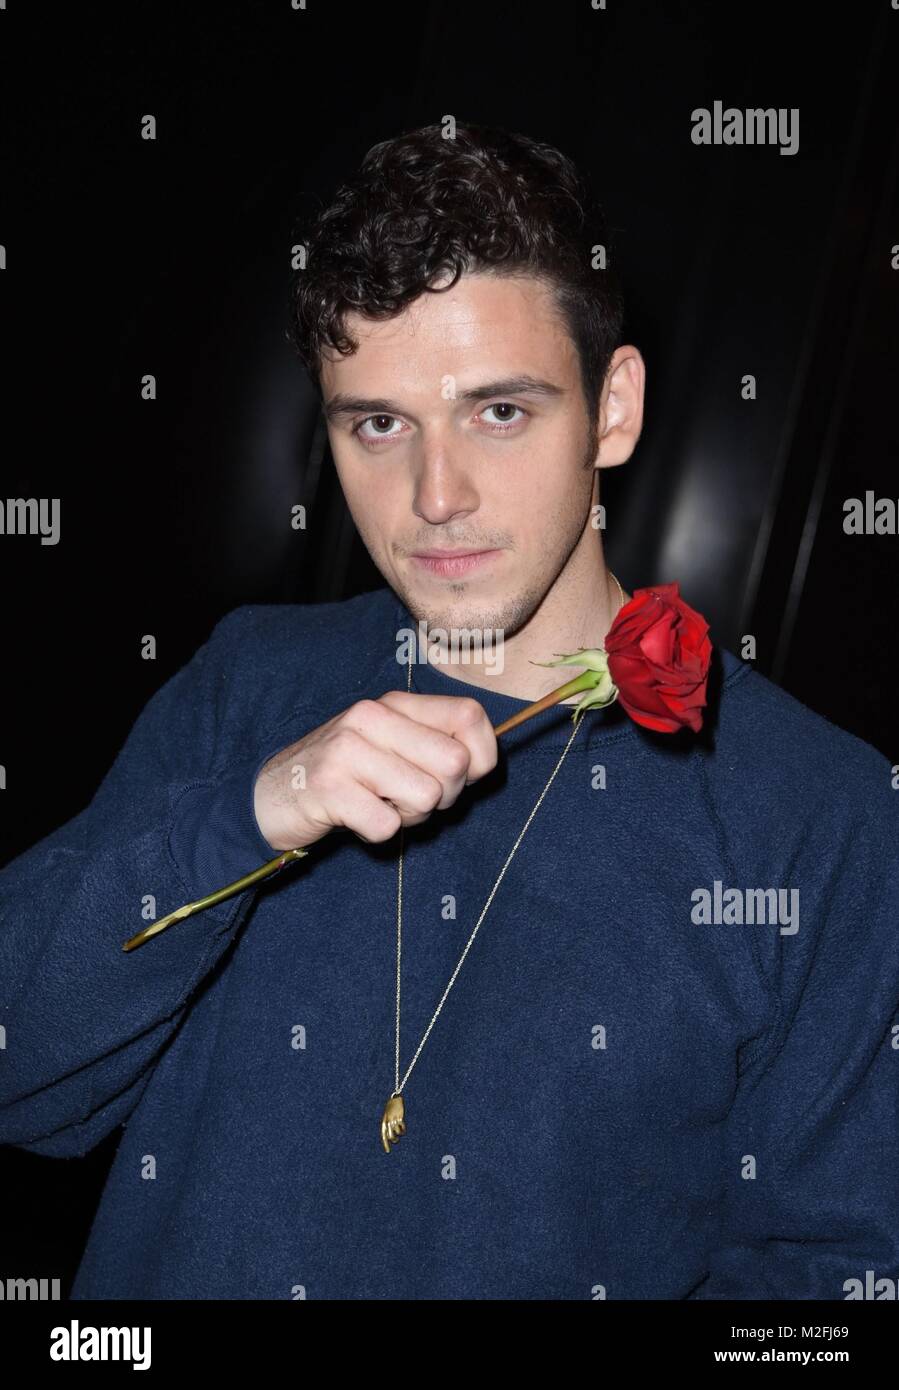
[322,375,566,422]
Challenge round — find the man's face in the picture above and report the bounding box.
[321,270,603,640]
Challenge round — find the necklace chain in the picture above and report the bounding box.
[391,571,626,1098]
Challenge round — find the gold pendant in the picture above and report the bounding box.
[381,1093,405,1152]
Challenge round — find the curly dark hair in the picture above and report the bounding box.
[286,122,625,451]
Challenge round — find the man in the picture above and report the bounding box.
[1,123,897,1301]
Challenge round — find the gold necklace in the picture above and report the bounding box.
[380,571,627,1151]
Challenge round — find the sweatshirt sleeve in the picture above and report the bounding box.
[167,748,279,891]
[692,747,899,1299]
[0,607,279,1158]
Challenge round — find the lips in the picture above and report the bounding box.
[410,549,500,577]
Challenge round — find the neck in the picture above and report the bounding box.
[413,539,629,706]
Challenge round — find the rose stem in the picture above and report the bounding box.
[121,667,600,952]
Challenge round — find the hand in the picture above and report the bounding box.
[381,1093,405,1152]
[253,691,499,853]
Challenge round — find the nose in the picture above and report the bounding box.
[411,438,480,526]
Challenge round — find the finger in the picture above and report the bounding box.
[341,703,472,811]
[376,691,498,786]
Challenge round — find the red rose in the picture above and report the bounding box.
[605,581,712,733]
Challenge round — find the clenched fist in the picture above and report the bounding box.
[253,691,499,853]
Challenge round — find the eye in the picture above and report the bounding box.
[350,401,530,448]
[352,413,405,443]
[480,402,528,430]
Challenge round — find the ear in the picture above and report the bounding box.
[593,346,645,469]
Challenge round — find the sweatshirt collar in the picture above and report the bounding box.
[369,592,641,755]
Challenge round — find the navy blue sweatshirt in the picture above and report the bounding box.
[1,586,898,1300]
